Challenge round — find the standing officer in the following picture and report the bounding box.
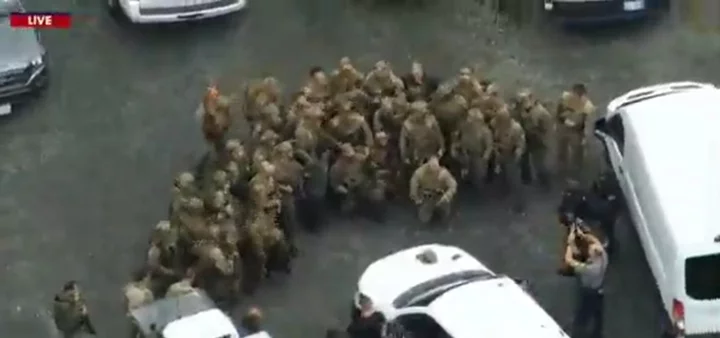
[565,227,608,338]
[52,281,97,338]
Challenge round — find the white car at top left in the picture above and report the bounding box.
[107,0,246,24]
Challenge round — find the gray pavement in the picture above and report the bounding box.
[2,0,720,337]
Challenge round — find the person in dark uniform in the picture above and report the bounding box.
[558,177,620,255]
[347,296,385,338]
[565,228,608,338]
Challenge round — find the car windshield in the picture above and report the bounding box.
[392,269,495,308]
[0,0,22,17]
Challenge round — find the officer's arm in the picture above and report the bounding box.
[372,109,384,132]
[409,169,421,201]
[564,244,584,268]
[432,122,445,155]
[148,247,174,276]
[399,126,409,160]
[514,128,526,159]
[442,170,458,199]
[539,107,554,134]
[328,165,343,190]
[482,130,494,160]
[360,119,374,147]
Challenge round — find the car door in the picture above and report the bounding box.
[382,307,429,338]
[595,114,628,194]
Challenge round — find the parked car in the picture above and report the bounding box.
[594,81,720,337]
[107,0,247,24]
[0,0,49,116]
[353,244,567,338]
[543,0,668,23]
[130,290,242,338]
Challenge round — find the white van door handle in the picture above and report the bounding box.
[617,166,624,174]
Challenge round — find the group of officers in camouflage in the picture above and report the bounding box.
[52,57,596,338]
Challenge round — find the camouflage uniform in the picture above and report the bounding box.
[295,151,330,232]
[326,100,374,148]
[202,89,233,153]
[53,282,96,338]
[192,239,238,304]
[169,172,196,225]
[556,87,595,179]
[402,61,439,102]
[372,95,409,142]
[450,108,494,190]
[270,141,304,256]
[304,68,331,104]
[240,209,289,294]
[514,90,553,187]
[399,101,445,170]
[490,107,527,212]
[248,161,282,215]
[294,110,325,155]
[147,221,180,296]
[166,276,197,298]
[430,91,469,146]
[474,84,504,124]
[329,144,368,213]
[123,271,154,338]
[409,157,458,224]
[245,77,282,122]
[365,132,393,220]
[251,129,280,174]
[364,61,404,99]
[452,67,484,103]
[330,57,364,97]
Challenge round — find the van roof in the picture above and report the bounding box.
[427,277,568,338]
[621,85,720,253]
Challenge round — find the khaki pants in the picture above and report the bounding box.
[557,128,585,179]
[417,198,451,223]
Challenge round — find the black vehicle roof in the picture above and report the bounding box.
[130,290,217,335]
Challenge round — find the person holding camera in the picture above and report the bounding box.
[565,225,608,338]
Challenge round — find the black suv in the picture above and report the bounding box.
[0,0,48,113]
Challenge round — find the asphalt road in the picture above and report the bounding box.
[2,1,720,337]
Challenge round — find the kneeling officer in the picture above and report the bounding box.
[409,156,458,224]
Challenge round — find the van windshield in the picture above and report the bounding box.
[685,254,720,300]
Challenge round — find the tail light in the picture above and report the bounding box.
[672,298,686,334]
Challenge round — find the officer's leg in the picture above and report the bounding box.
[520,146,533,184]
[556,133,569,178]
[470,157,488,193]
[503,159,526,213]
[436,200,451,223]
[590,292,605,338]
[569,133,586,180]
[533,146,551,189]
[279,195,298,256]
[417,201,434,224]
[572,289,593,338]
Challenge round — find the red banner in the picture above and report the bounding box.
[9,12,72,29]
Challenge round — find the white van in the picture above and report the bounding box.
[594,81,720,337]
[107,0,246,24]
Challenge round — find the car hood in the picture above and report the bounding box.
[0,21,43,71]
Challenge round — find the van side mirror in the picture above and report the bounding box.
[593,118,609,140]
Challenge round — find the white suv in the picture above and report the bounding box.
[353,244,568,338]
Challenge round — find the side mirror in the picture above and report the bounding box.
[593,118,609,140]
